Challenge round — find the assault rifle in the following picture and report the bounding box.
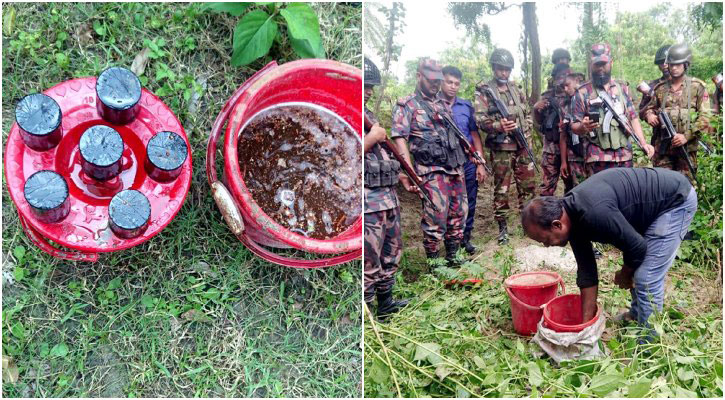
[481,86,540,172]
[658,111,697,181]
[439,112,492,175]
[363,115,439,211]
[595,90,646,152]
[637,81,714,156]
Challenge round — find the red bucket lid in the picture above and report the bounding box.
[4,77,192,257]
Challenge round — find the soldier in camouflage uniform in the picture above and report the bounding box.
[534,63,573,196]
[638,44,672,119]
[391,58,470,265]
[559,72,588,192]
[641,43,711,185]
[363,57,408,320]
[546,48,572,90]
[712,73,722,113]
[474,48,536,244]
[570,43,654,177]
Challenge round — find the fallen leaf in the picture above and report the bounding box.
[2,355,19,384]
[435,365,451,380]
[130,47,151,76]
[181,309,212,323]
[74,23,94,45]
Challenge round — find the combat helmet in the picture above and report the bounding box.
[551,48,571,64]
[364,57,381,86]
[665,43,692,65]
[654,44,672,65]
[490,48,514,69]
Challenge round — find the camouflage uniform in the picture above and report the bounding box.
[391,90,467,255]
[559,104,588,192]
[642,76,711,184]
[571,79,637,176]
[364,107,402,303]
[474,79,535,222]
[533,89,569,195]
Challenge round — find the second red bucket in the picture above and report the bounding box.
[505,271,565,335]
[206,60,362,268]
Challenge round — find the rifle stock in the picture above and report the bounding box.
[658,111,697,181]
[482,87,540,172]
[363,115,440,211]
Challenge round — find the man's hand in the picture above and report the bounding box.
[560,162,570,179]
[368,124,387,144]
[645,112,660,127]
[581,116,600,133]
[642,143,655,158]
[534,99,549,112]
[671,133,687,147]
[499,118,518,133]
[476,164,487,183]
[614,265,635,289]
[399,175,421,196]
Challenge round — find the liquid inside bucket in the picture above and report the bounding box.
[236,102,362,240]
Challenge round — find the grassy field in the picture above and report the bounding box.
[364,177,723,397]
[2,3,362,397]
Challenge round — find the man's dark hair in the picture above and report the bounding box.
[521,196,564,229]
[442,66,462,80]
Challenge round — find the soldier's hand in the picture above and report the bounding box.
[476,164,487,183]
[534,99,549,112]
[560,163,570,179]
[642,143,655,159]
[671,133,687,147]
[582,116,599,133]
[399,175,421,196]
[368,123,387,144]
[646,112,660,128]
[500,118,518,133]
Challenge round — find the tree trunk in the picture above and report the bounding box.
[374,3,398,115]
[523,2,541,104]
[583,2,594,79]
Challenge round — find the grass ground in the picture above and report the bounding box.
[364,171,723,397]
[2,3,362,397]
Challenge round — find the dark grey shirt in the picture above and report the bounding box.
[562,168,692,288]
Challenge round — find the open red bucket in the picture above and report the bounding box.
[206,60,362,268]
[542,293,601,333]
[505,271,565,335]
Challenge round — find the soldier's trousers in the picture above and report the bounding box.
[653,151,697,185]
[463,161,478,237]
[564,159,587,193]
[420,171,468,254]
[364,207,402,303]
[491,148,536,222]
[539,151,562,196]
[585,160,633,177]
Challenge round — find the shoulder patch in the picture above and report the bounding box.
[690,77,707,88]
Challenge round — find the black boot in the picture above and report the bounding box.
[593,247,603,259]
[376,289,408,321]
[463,231,476,255]
[445,240,461,267]
[426,249,440,260]
[497,220,509,245]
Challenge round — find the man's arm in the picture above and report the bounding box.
[569,233,599,322]
[600,207,648,270]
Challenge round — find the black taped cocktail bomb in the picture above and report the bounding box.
[79,125,124,181]
[15,93,63,151]
[109,189,151,239]
[145,131,188,182]
[96,66,142,125]
[23,170,70,223]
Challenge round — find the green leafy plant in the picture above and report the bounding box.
[204,2,325,66]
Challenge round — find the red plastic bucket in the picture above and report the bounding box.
[505,271,565,336]
[206,60,362,268]
[542,293,601,333]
